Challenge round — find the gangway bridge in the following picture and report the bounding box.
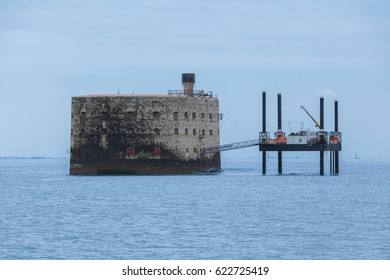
[201,139,259,154]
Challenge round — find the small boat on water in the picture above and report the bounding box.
[354,152,360,159]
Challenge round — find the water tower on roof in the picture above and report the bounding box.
[182,73,195,96]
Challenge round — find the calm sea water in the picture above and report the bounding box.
[0,155,389,260]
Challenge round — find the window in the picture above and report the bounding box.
[185,128,188,135]
[153,146,161,155]
[153,128,160,135]
[126,111,135,118]
[193,129,196,135]
[209,113,213,120]
[210,129,213,136]
[193,148,197,152]
[184,112,189,119]
[173,111,179,120]
[202,129,205,136]
[192,112,196,119]
[126,147,135,156]
[153,111,160,119]
[186,148,189,152]
[174,128,179,135]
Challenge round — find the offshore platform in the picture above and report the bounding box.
[202,91,342,175]
[259,91,341,175]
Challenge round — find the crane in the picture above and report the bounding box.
[300,105,321,129]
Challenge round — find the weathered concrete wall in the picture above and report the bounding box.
[70,94,221,174]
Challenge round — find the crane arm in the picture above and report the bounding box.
[301,105,321,129]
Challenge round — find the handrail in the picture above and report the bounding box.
[201,139,259,154]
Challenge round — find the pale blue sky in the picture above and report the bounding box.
[0,0,389,158]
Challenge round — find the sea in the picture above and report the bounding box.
[0,155,389,260]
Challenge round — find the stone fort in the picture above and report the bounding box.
[70,73,221,174]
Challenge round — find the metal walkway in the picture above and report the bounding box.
[201,139,259,154]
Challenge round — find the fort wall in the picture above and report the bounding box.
[70,94,221,174]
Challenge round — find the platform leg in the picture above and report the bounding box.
[335,151,339,174]
[262,151,266,175]
[333,151,336,174]
[278,151,282,174]
[320,151,324,175]
[330,151,333,174]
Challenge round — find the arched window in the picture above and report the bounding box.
[185,128,188,135]
[173,111,179,120]
[202,129,205,136]
[193,129,196,135]
[174,128,179,135]
[209,113,213,120]
[201,113,205,119]
[184,112,189,119]
[192,112,196,119]
[210,129,213,136]
[153,111,160,119]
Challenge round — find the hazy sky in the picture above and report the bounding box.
[1,0,389,158]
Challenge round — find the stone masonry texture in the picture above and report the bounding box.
[70,94,221,174]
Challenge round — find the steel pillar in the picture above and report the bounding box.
[320,97,324,175]
[277,93,282,174]
[330,151,333,173]
[277,93,282,130]
[262,91,267,175]
[335,100,339,174]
